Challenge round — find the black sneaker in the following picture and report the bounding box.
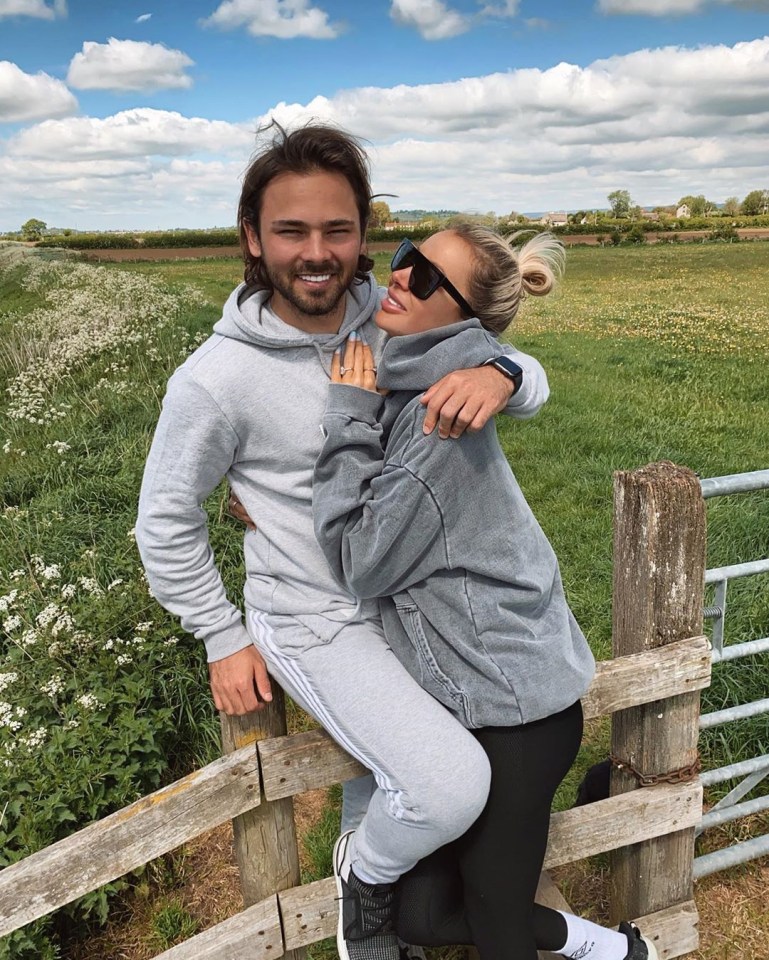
[334,830,401,960]
[619,921,659,960]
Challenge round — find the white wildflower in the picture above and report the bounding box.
[20,629,38,648]
[2,439,11,454]
[36,603,60,627]
[116,653,133,666]
[77,577,103,596]
[61,583,76,600]
[45,441,71,455]
[136,621,152,633]
[65,718,79,730]
[19,728,47,751]
[10,569,25,581]
[0,672,19,692]
[76,693,104,711]
[51,612,74,637]
[0,590,18,613]
[107,579,124,591]
[41,674,65,697]
[3,615,21,632]
[103,638,115,651]
[41,564,61,581]
[163,637,178,647]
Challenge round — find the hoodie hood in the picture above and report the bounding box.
[378,319,501,392]
[213,276,381,349]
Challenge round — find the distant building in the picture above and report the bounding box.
[383,219,421,232]
[541,212,569,227]
[676,204,691,219]
[641,209,661,222]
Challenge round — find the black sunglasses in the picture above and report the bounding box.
[391,239,475,318]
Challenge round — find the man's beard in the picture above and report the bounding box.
[262,258,357,318]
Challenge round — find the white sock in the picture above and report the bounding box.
[557,911,628,959]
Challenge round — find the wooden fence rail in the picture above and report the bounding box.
[0,462,711,960]
[0,635,709,944]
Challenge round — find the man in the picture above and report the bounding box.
[136,122,549,960]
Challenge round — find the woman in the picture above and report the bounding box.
[313,226,658,960]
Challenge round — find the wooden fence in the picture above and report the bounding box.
[0,462,711,959]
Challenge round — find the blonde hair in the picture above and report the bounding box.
[450,224,565,335]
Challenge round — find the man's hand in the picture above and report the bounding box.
[209,646,273,715]
[227,489,257,532]
[421,365,514,439]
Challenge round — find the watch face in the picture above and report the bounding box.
[493,357,523,386]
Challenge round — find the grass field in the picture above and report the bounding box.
[1,240,768,958]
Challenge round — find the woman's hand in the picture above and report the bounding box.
[331,331,383,394]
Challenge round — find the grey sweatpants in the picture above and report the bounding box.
[247,607,491,885]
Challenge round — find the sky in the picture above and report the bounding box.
[1,0,769,231]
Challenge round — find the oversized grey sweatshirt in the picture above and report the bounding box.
[313,320,595,727]
[136,276,551,662]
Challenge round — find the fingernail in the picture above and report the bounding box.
[358,329,367,344]
[349,330,359,341]
[335,346,342,356]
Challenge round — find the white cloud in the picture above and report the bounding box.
[0,0,65,19]
[135,12,152,22]
[480,0,520,16]
[7,108,254,161]
[3,36,769,228]
[67,38,194,92]
[256,36,769,210]
[390,0,470,39]
[0,61,77,122]
[598,0,769,14]
[201,0,342,39]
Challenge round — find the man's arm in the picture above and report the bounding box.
[135,368,272,714]
[420,342,549,438]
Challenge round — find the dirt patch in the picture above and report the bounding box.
[80,246,244,262]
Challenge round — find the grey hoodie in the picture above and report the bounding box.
[313,320,595,728]
[136,277,551,662]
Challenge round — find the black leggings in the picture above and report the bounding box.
[394,700,583,960]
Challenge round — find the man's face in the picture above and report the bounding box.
[245,170,365,333]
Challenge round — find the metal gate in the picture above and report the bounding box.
[693,469,769,878]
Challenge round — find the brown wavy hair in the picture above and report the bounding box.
[238,120,375,289]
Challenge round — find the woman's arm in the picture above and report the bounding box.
[313,337,448,598]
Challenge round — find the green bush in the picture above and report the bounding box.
[36,230,240,251]
[709,224,739,242]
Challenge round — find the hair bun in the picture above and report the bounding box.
[513,232,565,299]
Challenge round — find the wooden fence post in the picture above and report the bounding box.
[609,461,706,926]
[221,687,305,960]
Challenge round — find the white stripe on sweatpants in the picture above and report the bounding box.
[248,608,405,817]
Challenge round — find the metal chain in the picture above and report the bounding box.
[609,753,702,787]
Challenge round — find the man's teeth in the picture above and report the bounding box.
[300,274,331,283]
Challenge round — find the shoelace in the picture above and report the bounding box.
[338,878,395,938]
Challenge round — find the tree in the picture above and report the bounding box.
[607,190,632,218]
[370,201,391,228]
[741,189,769,216]
[722,197,740,217]
[21,218,47,241]
[678,195,714,218]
